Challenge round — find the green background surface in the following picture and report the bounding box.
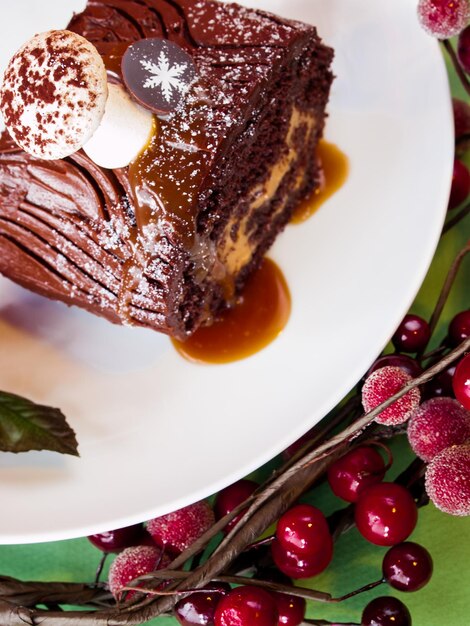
[0,41,469,626]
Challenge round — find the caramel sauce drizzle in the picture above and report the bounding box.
[172,258,291,364]
[173,141,348,364]
[291,140,349,224]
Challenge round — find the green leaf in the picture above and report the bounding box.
[0,391,79,456]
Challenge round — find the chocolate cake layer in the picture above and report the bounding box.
[0,0,334,339]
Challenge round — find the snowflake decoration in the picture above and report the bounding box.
[141,51,188,103]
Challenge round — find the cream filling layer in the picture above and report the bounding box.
[220,108,316,276]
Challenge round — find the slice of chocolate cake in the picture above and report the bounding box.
[0,0,333,340]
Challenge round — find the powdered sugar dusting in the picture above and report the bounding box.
[0,30,107,159]
[425,444,470,516]
[407,397,470,462]
[362,365,421,425]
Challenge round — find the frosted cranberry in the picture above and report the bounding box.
[327,446,387,503]
[214,479,258,533]
[108,545,170,600]
[174,583,231,626]
[383,542,433,592]
[425,443,470,515]
[273,592,306,626]
[355,483,418,546]
[392,314,430,353]
[366,355,422,380]
[271,537,333,579]
[453,353,470,410]
[214,585,278,626]
[88,523,146,553]
[275,504,330,557]
[449,310,470,346]
[449,158,470,209]
[407,397,470,462]
[458,24,470,73]
[362,366,421,426]
[147,500,215,555]
[417,0,470,39]
[362,596,412,626]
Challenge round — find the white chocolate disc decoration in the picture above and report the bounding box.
[0,30,108,160]
[83,83,155,169]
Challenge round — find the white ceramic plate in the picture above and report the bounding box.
[0,0,452,543]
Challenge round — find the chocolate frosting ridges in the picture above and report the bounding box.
[0,0,331,337]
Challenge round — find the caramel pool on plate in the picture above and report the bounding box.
[172,258,291,364]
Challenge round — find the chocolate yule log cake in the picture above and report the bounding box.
[0,0,333,340]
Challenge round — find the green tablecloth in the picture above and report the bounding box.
[0,46,469,626]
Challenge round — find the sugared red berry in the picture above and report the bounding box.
[214,585,278,626]
[88,523,147,553]
[422,362,457,400]
[425,443,470,515]
[275,504,331,558]
[271,537,333,579]
[407,397,470,461]
[392,314,431,353]
[448,158,470,209]
[417,0,470,39]
[362,366,421,425]
[327,446,387,503]
[362,596,412,626]
[273,592,306,626]
[147,500,215,555]
[174,583,231,626]
[366,355,422,380]
[108,545,170,600]
[453,353,470,410]
[382,542,433,592]
[214,480,258,533]
[355,483,418,546]
[449,310,470,346]
[458,23,470,73]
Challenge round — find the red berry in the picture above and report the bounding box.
[147,500,215,555]
[362,596,412,626]
[275,504,331,558]
[422,362,458,400]
[382,542,433,592]
[214,480,258,533]
[449,310,470,346]
[366,355,422,380]
[458,23,470,72]
[327,446,387,503]
[417,0,470,39]
[392,314,431,353]
[448,158,470,209]
[214,585,278,626]
[425,443,470,515]
[354,483,418,546]
[407,397,470,461]
[362,366,421,425]
[453,98,470,140]
[88,523,147,553]
[273,592,306,626]
[174,583,231,626]
[271,537,333,579]
[108,545,170,600]
[453,353,470,410]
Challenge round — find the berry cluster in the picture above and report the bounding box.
[358,307,470,519]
